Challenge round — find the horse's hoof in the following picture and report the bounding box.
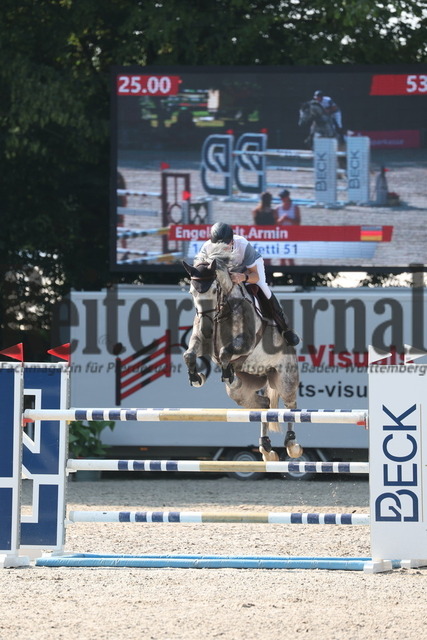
[283,329,300,346]
[287,443,304,459]
[190,373,206,387]
[221,365,234,385]
[259,447,279,462]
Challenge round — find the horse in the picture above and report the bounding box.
[298,99,343,149]
[182,249,301,462]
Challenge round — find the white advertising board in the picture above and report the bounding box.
[66,284,426,451]
[369,365,427,561]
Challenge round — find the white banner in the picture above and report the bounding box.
[369,364,427,561]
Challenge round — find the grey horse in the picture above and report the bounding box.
[298,99,343,148]
[182,250,301,461]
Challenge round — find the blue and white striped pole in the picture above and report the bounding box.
[24,407,368,426]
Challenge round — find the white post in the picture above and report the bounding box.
[314,137,337,205]
[346,136,370,204]
[368,362,427,572]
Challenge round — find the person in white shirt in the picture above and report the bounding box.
[196,222,300,346]
[313,90,343,133]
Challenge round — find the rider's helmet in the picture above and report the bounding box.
[210,222,234,244]
[313,90,323,99]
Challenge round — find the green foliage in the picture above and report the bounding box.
[68,420,115,458]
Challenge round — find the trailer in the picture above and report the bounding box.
[66,284,426,479]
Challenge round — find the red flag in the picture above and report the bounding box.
[182,190,192,201]
[0,343,24,362]
[47,343,71,363]
[160,162,170,170]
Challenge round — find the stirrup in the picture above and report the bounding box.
[283,329,300,346]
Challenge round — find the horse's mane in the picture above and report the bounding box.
[194,242,240,270]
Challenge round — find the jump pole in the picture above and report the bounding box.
[23,408,368,425]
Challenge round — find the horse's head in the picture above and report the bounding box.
[183,259,217,294]
[183,255,235,303]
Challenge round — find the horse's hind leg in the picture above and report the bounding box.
[267,367,303,458]
[259,422,279,462]
[284,426,303,459]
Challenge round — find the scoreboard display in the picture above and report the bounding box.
[111,64,427,274]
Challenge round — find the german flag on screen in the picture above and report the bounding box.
[360,226,383,242]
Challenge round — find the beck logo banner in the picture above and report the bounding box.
[369,364,427,559]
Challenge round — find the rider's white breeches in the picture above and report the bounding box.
[253,257,272,299]
[333,111,343,129]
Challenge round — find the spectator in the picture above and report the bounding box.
[276,190,301,266]
[252,191,277,225]
[276,189,301,226]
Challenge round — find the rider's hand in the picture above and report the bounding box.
[230,272,246,284]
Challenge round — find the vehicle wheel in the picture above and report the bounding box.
[280,449,318,481]
[226,450,264,481]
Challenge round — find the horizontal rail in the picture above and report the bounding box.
[67,459,369,474]
[117,189,161,197]
[232,149,347,158]
[36,554,378,570]
[24,408,368,425]
[68,510,370,525]
[116,227,169,239]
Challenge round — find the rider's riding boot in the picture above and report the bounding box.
[267,294,300,346]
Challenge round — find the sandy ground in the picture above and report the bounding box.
[2,476,427,640]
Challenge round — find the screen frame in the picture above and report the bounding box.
[111,63,427,276]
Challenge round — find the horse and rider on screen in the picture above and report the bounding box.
[299,90,344,149]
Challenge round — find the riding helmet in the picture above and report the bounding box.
[313,90,323,98]
[210,222,234,244]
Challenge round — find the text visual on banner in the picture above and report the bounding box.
[171,224,393,260]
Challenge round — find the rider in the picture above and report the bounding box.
[313,90,343,135]
[197,222,300,346]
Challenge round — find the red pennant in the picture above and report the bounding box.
[160,162,170,170]
[0,343,24,362]
[47,343,71,363]
[182,190,192,201]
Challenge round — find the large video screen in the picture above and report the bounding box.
[111,65,427,273]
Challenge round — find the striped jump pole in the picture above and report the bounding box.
[23,407,368,426]
[67,459,369,474]
[68,510,370,525]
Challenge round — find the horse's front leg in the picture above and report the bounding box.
[183,325,208,387]
[218,331,254,386]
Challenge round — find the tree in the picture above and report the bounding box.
[0,0,425,354]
